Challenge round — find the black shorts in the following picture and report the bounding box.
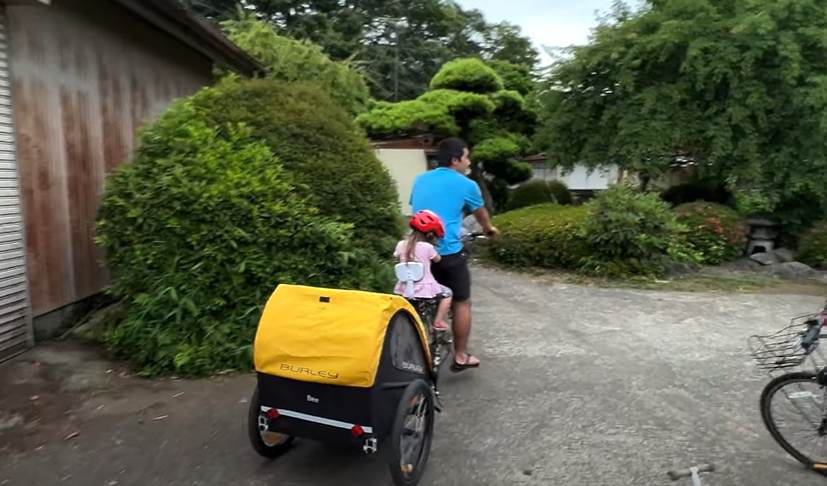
[431,250,471,302]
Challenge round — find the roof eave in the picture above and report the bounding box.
[109,0,267,77]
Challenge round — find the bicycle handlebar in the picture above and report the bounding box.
[460,231,488,243]
[667,464,715,480]
[800,311,827,349]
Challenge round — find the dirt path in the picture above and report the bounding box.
[1,266,826,486]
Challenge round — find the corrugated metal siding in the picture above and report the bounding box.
[0,5,34,362]
[8,0,213,317]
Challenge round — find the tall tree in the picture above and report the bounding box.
[357,58,537,213]
[186,0,540,101]
[219,11,371,116]
[534,0,827,222]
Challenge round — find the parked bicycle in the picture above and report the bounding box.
[749,300,827,474]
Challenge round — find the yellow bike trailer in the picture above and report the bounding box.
[247,284,438,486]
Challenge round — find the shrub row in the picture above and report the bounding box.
[674,202,749,265]
[660,179,825,252]
[498,179,827,274]
[660,180,827,268]
[490,185,751,278]
[490,204,589,269]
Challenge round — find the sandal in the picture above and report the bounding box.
[450,355,480,373]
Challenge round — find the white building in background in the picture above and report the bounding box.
[371,137,434,216]
[373,148,429,215]
[370,137,622,215]
[524,155,620,191]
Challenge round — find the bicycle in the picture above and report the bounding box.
[395,231,488,385]
[749,300,827,474]
[667,464,715,485]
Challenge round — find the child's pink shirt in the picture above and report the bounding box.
[393,240,442,298]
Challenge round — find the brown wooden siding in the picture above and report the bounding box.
[0,4,34,362]
[9,0,214,316]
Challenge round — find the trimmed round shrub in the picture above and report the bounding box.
[579,184,683,278]
[430,58,504,94]
[486,60,534,96]
[356,99,460,138]
[95,101,392,377]
[473,136,533,187]
[489,204,589,269]
[186,78,403,254]
[491,90,526,117]
[417,89,496,119]
[507,179,572,210]
[796,222,827,269]
[674,202,749,265]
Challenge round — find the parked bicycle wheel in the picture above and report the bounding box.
[760,371,827,472]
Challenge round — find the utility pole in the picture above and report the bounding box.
[393,21,399,103]
[380,15,404,102]
[392,19,400,102]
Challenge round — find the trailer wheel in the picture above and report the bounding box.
[387,379,435,486]
[247,385,295,459]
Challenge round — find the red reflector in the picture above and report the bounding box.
[266,408,279,419]
[350,425,364,437]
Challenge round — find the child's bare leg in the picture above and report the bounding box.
[434,296,451,331]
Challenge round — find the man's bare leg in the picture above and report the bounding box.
[451,300,479,366]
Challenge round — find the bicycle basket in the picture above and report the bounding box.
[748,313,823,371]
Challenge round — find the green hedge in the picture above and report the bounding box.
[95,81,399,377]
[490,185,686,278]
[507,179,572,210]
[489,204,589,269]
[796,222,827,269]
[578,184,684,278]
[187,78,403,254]
[675,201,749,265]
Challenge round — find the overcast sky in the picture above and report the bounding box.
[455,0,620,64]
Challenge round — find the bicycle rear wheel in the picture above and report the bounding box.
[760,371,827,472]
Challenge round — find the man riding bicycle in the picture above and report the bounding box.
[409,137,499,372]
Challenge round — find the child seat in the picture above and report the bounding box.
[394,262,424,300]
[394,261,441,330]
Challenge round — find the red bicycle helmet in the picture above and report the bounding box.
[409,210,445,238]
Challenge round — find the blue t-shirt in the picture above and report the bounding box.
[409,168,484,256]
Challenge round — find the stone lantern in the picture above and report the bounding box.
[746,218,778,255]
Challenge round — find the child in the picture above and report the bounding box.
[394,210,453,331]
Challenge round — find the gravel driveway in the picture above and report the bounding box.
[1,266,826,486]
